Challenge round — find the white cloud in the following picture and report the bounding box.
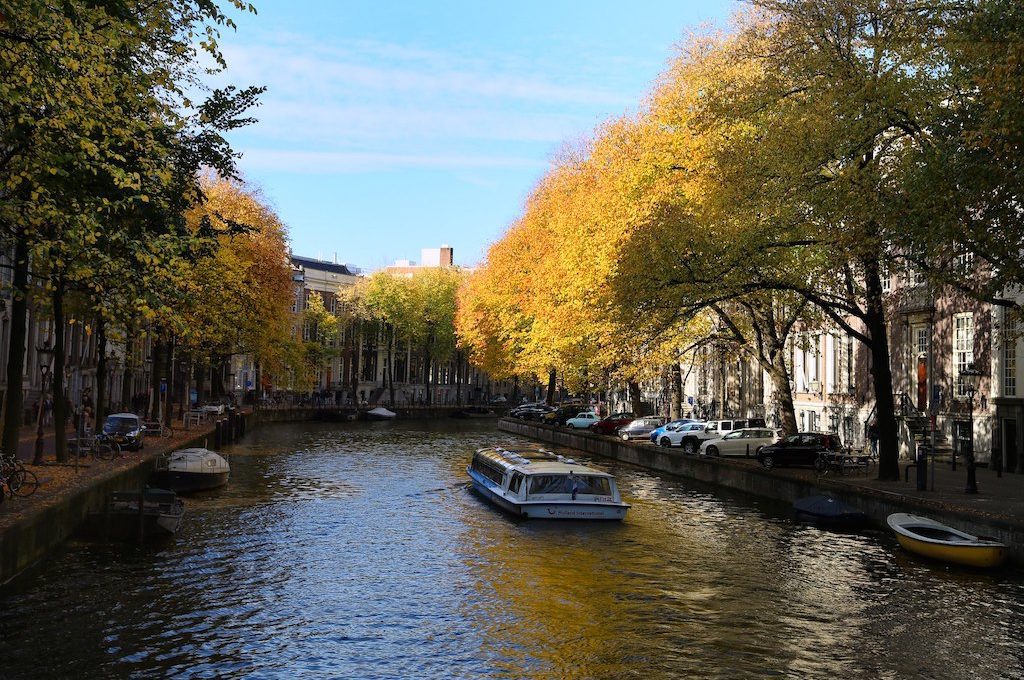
[240,149,547,173]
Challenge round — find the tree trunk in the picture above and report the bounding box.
[350,321,360,405]
[628,381,642,415]
[862,256,900,481]
[545,369,556,405]
[121,324,134,415]
[164,339,174,427]
[511,376,520,404]
[149,338,164,421]
[194,361,205,407]
[95,315,107,424]
[424,347,433,406]
[768,365,798,435]
[455,351,463,406]
[670,361,683,419]
[52,285,68,463]
[387,324,395,406]
[1,231,30,459]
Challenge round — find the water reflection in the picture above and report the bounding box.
[0,419,1021,679]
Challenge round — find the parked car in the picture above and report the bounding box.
[699,428,780,457]
[757,432,843,469]
[542,404,586,426]
[565,412,599,429]
[678,418,767,454]
[99,412,145,451]
[509,402,550,419]
[649,418,701,443]
[618,416,667,441]
[517,406,554,421]
[657,422,708,447]
[591,412,636,435]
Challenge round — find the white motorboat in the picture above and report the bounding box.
[468,447,630,520]
[151,448,230,492]
[365,407,397,420]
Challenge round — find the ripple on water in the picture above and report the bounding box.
[1,419,1022,679]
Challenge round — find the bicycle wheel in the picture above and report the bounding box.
[92,442,116,461]
[813,454,829,475]
[10,469,38,497]
[161,426,173,438]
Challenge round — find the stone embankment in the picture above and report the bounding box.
[499,418,1024,566]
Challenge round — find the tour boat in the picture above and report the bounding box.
[887,513,1009,568]
[151,448,230,492]
[85,488,185,541]
[467,447,630,520]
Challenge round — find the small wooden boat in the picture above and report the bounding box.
[85,488,185,541]
[151,448,230,492]
[793,495,869,529]
[887,513,1008,568]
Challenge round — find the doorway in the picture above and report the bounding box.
[916,356,927,412]
[1004,419,1019,473]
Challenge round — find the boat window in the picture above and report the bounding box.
[509,473,524,494]
[528,475,611,495]
[471,458,504,485]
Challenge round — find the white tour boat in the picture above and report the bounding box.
[467,447,630,520]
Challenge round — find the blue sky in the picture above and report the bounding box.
[215,0,739,271]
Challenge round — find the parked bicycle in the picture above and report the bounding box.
[69,433,121,461]
[0,454,39,498]
[143,420,173,439]
[814,444,877,477]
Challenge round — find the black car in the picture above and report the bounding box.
[99,412,146,451]
[512,405,554,421]
[542,404,585,426]
[757,432,842,469]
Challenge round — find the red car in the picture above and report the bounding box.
[591,412,636,435]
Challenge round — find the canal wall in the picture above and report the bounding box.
[499,419,1024,566]
[0,412,257,586]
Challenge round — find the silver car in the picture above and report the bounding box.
[618,416,666,441]
[699,428,779,457]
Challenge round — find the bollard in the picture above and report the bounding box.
[916,443,928,491]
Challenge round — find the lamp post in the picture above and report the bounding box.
[961,363,983,495]
[33,344,55,465]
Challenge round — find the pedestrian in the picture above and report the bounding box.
[43,394,53,425]
[868,420,879,455]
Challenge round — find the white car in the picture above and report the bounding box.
[657,422,708,447]
[699,428,780,457]
[565,412,599,429]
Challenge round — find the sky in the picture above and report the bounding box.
[214,0,740,271]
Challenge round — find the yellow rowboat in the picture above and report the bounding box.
[887,513,1009,568]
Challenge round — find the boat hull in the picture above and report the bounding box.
[894,534,1008,568]
[469,473,628,520]
[888,513,1009,568]
[149,470,229,493]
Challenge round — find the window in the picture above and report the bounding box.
[1005,342,1017,397]
[954,246,974,273]
[846,335,855,392]
[915,326,929,357]
[509,473,524,494]
[955,314,974,398]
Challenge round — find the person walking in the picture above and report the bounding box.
[868,420,879,456]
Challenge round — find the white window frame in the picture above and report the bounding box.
[954,313,974,399]
[1005,340,1017,398]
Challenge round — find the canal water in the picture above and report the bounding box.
[1,420,1022,679]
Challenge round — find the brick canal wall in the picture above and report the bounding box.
[499,419,1024,566]
[0,411,256,586]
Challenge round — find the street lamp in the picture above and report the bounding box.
[33,344,55,465]
[961,363,984,495]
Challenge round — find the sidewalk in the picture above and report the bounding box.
[843,460,1024,523]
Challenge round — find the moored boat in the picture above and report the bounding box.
[85,488,185,541]
[151,447,230,492]
[467,446,630,520]
[365,407,397,420]
[793,495,870,529]
[887,513,1008,568]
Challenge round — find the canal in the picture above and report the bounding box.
[1,420,1022,678]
